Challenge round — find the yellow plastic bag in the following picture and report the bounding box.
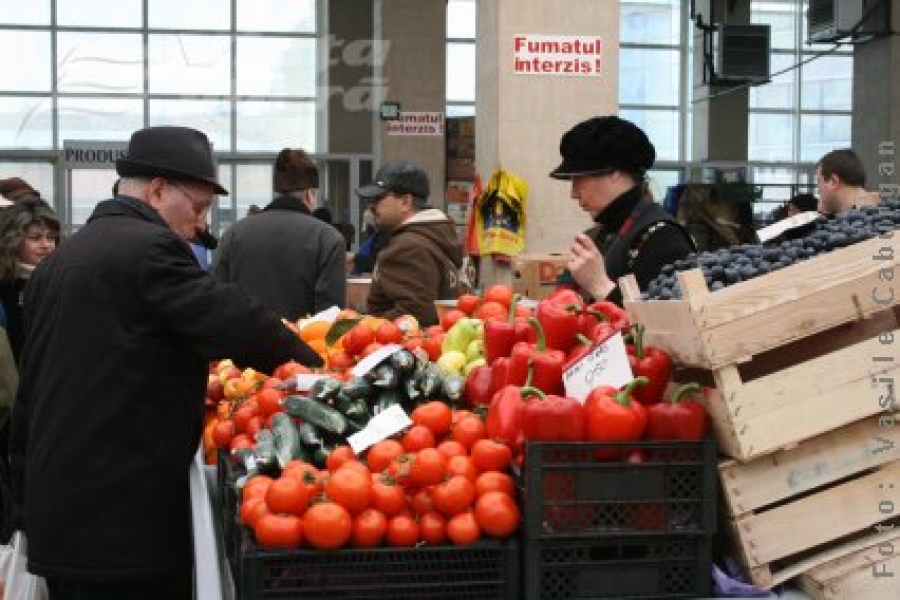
[474,170,528,256]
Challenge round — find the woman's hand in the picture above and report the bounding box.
[567,233,616,300]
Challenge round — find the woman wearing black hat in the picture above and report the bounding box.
[551,116,695,305]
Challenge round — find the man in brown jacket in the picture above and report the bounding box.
[356,161,463,326]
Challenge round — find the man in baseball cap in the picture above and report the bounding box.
[551,116,694,305]
[355,160,462,326]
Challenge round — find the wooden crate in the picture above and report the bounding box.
[718,416,900,589]
[621,235,900,461]
[621,235,900,370]
[796,533,900,600]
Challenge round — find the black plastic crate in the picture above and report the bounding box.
[524,535,712,599]
[523,439,717,539]
[235,534,519,600]
[218,450,519,600]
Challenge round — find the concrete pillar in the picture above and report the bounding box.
[376,0,446,208]
[852,0,900,193]
[326,0,374,155]
[475,0,620,268]
[690,0,750,163]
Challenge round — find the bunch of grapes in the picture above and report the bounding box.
[644,200,900,301]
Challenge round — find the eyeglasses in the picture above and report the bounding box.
[168,181,212,217]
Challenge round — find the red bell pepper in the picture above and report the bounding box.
[507,318,565,395]
[490,357,510,397]
[485,384,535,455]
[627,323,674,405]
[584,377,649,459]
[484,295,521,364]
[535,297,582,353]
[522,389,585,441]
[464,365,495,407]
[646,382,710,440]
[546,288,586,311]
[583,300,630,333]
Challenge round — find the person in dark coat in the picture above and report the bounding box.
[9,126,323,600]
[357,161,463,326]
[550,116,695,305]
[212,148,346,320]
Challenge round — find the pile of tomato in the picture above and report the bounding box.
[238,401,521,550]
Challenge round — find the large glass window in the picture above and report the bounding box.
[446,0,475,117]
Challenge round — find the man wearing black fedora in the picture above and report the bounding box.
[550,116,695,305]
[9,125,324,599]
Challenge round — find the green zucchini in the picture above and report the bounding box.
[390,349,417,375]
[375,388,402,415]
[342,376,375,400]
[295,421,324,448]
[283,395,349,436]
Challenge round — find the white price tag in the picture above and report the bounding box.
[288,373,331,393]
[350,343,402,377]
[562,332,634,403]
[348,404,413,455]
[302,305,341,326]
[756,211,821,243]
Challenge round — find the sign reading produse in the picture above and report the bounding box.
[62,140,129,169]
[513,34,603,76]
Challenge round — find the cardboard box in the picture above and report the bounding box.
[510,253,568,300]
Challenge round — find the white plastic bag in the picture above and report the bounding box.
[0,532,48,600]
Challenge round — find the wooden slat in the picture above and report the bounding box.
[734,460,900,568]
[719,416,900,517]
[710,332,900,460]
[799,531,900,585]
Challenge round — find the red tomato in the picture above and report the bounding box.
[446,455,478,482]
[274,360,310,380]
[409,448,448,488]
[456,294,481,316]
[360,342,385,359]
[421,334,444,362]
[401,425,436,452]
[386,514,419,547]
[211,420,235,449]
[328,351,356,371]
[343,324,375,356]
[475,301,507,322]
[436,439,468,458]
[351,508,388,548]
[418,511,448,545]
[325,467,373,515]
[411,401,453,438]
[326,445,358,472]
[303,502,352,550]
[371,475,407,516]
[241,475,273,503]
[440,308,467,332]
[451,415,487,450]
[446,511,481,546]
[432,475,476,516]
[256,387,284,419]
[470,439,512,473]
[254,513,304,549]
[475,471,516,497]
[474,491,521,538]
[483,284,514,308]
[375,321,404,345]
[229,433,254,452]
[239,496,269,527]
[265,476,311,516]
[231,404,258,435]
[365,439,405,473]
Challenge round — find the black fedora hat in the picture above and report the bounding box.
[116,126,228,195]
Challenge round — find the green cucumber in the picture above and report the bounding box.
[270,412,308,467]
[283,395,349,436]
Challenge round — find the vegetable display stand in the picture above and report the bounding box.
[718,415,900,589]
[217,451,519,600]
[796,531,900,600]
[621,235,900,461]
[521,440,716,599]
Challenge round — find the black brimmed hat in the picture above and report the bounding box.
[356,160,430,201]
[116,126,228,195]
[550,116,656,180]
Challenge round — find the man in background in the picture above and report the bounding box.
[213,147,346,320]
[356,160,462,326]
[816,149,879,216]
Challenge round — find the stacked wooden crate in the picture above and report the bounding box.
[622,234,900,596]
